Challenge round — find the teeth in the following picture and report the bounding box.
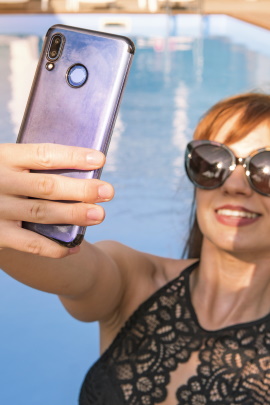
[217,209,259,219]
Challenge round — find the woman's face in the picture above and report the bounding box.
[196,119,270,257]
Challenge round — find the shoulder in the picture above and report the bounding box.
[96,240,197,279]
[98,240,197,350]
[95,240,197,297]
[162,257,199,284]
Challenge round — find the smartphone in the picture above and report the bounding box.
[16,24,135,247]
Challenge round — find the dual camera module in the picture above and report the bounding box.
[46,34,88,88]
[47,34,63,61]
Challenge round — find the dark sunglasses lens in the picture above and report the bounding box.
[187,144,232,188]
[249,151,270,195]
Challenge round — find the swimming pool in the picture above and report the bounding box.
[1,13,270,405]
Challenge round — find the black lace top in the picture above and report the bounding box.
[79,262,270,405]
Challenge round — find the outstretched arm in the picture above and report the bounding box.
[0,143,159,325]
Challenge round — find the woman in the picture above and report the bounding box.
[1,92,270,404]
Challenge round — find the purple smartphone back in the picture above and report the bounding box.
[17,25,134,246]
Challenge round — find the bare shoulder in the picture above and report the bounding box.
[97,240,198,318]
[96,240,197,281]
[97,240,198,351]
[161,256,199,283]
[94,240,163,318]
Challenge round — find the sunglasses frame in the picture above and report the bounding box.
[185,140,270,196]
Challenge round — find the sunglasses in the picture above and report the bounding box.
[185,140,270,196]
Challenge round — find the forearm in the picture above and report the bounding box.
[0,240,100,297]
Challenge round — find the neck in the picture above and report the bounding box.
[190,238,270,330]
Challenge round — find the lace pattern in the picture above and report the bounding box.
[79,262,270,405]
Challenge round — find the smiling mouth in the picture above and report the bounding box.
[216,209,260,219]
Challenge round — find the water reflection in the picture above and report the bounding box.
[8,36,39,135]
[106,114,124,172]
[172,81,189,182]
[0,35,38,142]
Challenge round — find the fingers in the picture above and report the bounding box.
[0,221,76,258]
[0,143,113,257]
[0,197,106,226]
[0,143,105,171]
[0,173,114,202]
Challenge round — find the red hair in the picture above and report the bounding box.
[194,92,270,143]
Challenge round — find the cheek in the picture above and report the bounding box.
[195,189,210,235]
[195,189,217,237]
[262,199,270,214]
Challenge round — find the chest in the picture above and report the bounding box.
[80,272,270,405]
[108,329,270,405]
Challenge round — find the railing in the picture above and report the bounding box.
[0,0,204,14]
[138,0,204,13]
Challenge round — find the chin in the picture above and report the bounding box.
[205,233,257,255]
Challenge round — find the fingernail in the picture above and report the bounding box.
[86,153,103,165]
[98,184,112,200]
[69,246,80,255]
[87,208,102,220]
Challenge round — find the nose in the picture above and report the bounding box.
[221,165,253,197]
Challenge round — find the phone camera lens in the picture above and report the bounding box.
[47,34,64,62]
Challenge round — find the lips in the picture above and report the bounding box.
[214,205,261,227]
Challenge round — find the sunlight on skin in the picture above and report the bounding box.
[196,121,270,258]
[190,120,270,330]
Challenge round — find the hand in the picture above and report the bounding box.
[0,143,114,258]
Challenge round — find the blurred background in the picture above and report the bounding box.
[1,1,270,405]
[0,0,269,30]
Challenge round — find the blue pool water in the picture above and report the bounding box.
[1,13,270,404]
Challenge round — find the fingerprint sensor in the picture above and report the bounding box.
[67,64,88,88]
